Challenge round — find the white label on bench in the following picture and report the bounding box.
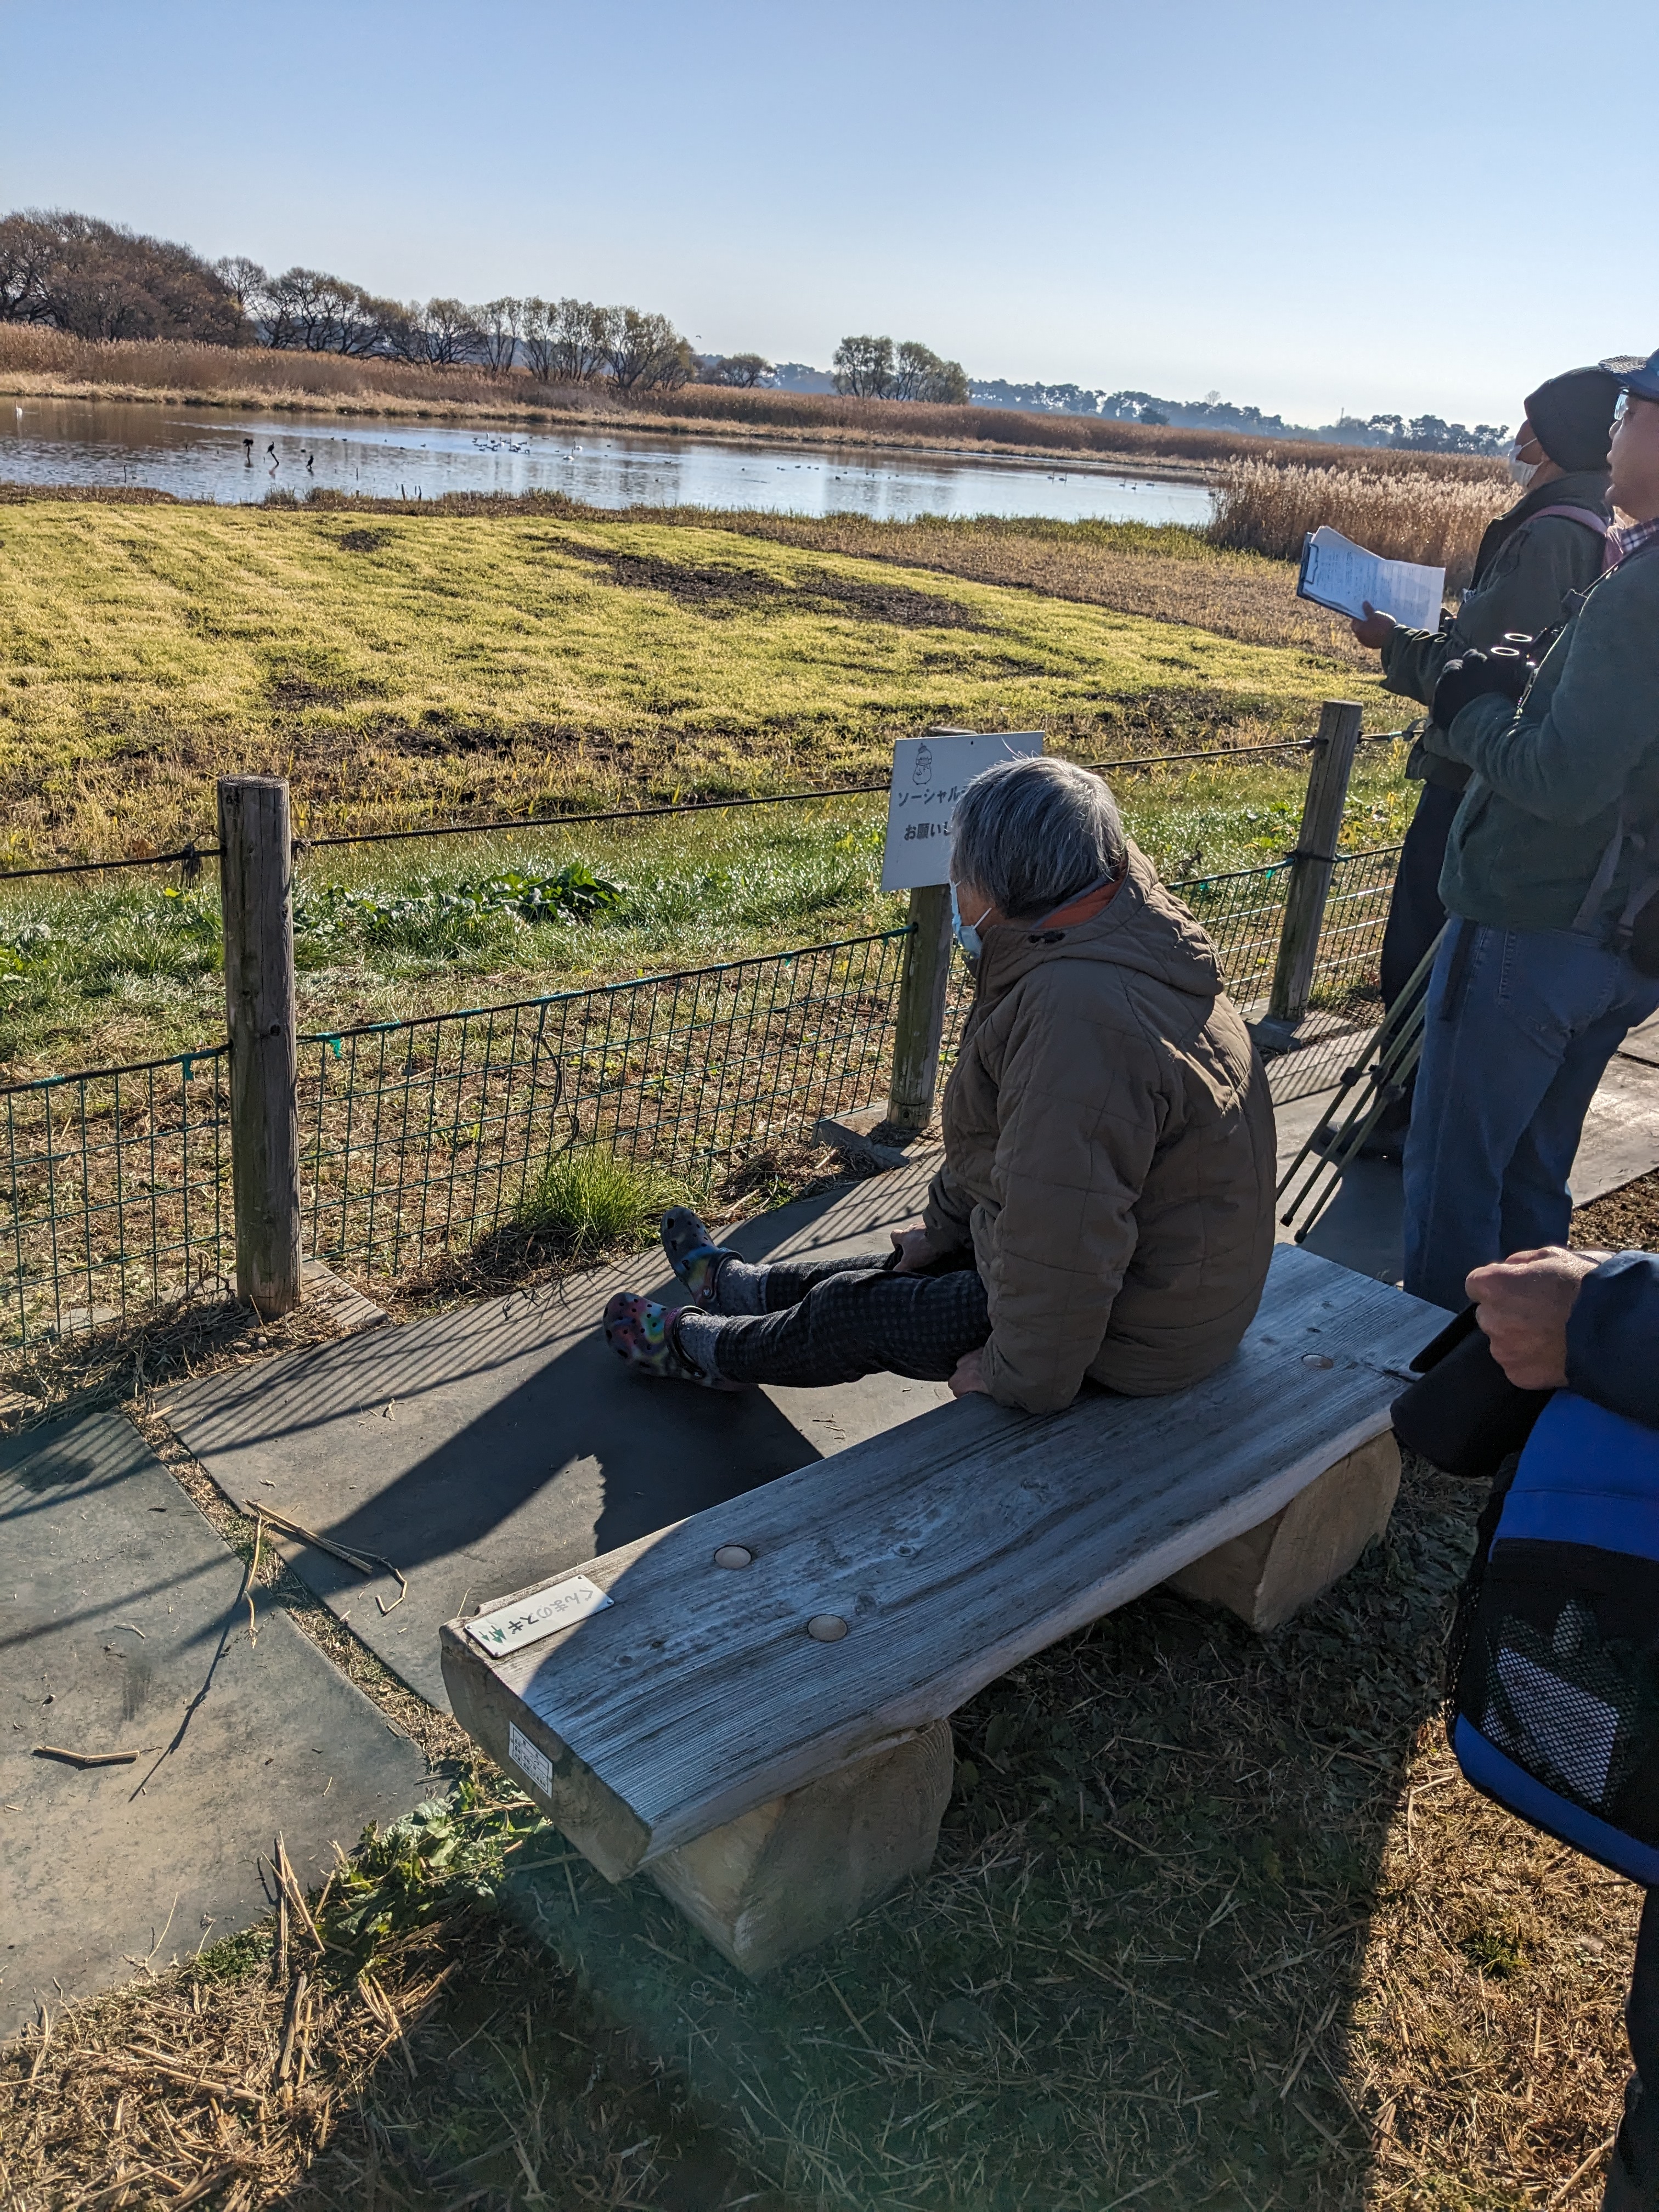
[507,1722,554,1798]
[466,1573,613,1657]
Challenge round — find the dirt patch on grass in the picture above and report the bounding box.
[565,541,990,630]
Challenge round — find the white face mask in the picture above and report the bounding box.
[950,879,992,962]
[1505,437,1539,489]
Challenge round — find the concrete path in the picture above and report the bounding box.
[0,1413,427,2036]
[1273,1022,1659,1284]
[167,1169,947,1712]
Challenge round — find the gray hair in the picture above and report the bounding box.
[950,756,1126,921]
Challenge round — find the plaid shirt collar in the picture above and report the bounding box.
[1609,514,1659,567]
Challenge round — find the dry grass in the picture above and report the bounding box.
[642,505,1377,663]
[1210,462,1513,592]
[0,325,1508,485]
[0,1778,787,2211]
[0,498,1392,863]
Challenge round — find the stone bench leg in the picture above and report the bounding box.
[648,1719,955,1976]
[1166,1432,1401,1633]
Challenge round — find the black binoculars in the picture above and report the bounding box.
[1430,630,1540,729]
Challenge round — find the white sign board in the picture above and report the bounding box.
[464,1572,613,1658]
[879,730,1045,891]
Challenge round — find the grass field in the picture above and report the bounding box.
[0,498,1414,1077]
[0,501,1400,855]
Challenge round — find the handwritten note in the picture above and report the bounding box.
[1296,527,1445,634]
[879,729,1045,891]
[465,1573,612,1658]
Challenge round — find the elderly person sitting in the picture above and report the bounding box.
[602,755,1276,1414]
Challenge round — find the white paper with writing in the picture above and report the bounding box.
[1296,527,1444,634]
[507,1722,554,1797]
[465,1572,612,1658]
[879,730,1045,891]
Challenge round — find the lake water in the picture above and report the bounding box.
[0,397,1214,526]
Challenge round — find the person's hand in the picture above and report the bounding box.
[1466,1246,1602,1389]
[890,1224,936,1274]
[948,1347,989,1398]
[1351,601,1397,652]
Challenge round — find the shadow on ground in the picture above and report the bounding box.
[459,1452,1571,2210]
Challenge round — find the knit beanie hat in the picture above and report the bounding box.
[1524,366,1621,472]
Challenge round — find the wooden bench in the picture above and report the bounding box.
[441,1245,1442,1974]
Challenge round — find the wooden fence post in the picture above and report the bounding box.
[885,882,955,1135]
[1266,700,1365,1027]
[219,775,301,1316]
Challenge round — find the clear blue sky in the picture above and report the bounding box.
[5,0,1655,428]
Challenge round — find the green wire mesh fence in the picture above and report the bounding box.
[299,929,911,1279]
[1,1047,230,1348]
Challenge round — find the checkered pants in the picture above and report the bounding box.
[701,1254,990,1389]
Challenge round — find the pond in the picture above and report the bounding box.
[0,397,1215,526]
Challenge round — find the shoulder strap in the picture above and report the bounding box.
[1523,503,1610,537]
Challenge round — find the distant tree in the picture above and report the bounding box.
[545,298,613,383]
[833,334,894,398]
[419,297,484,366]
[476,296,522,373]
[891,340,968,404]
[703,351,772,386]
[519,296,556,381]
[0,208,241,343]
[605,307,693,391]
[212,254,268,329]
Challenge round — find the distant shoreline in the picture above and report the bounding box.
[0,374,1222,489]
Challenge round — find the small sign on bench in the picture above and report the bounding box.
[465,1574,612,1658]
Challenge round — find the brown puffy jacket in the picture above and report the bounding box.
[922,842,1276,1413]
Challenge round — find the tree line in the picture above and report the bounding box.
[0,210,977,408]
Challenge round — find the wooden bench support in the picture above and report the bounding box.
[648,1721,955,1974]
[1166,1431,1401,1633]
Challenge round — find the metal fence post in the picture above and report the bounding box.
[1266,700,1365,1026]
[218,775,301,1316]
[885,883,955,1133]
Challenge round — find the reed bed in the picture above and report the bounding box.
[1209,461,1513,591]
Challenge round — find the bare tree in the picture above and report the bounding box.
[213,255,268,326]
[546,298,612,383]
[606,307,693,391]
[833,335,894,398]
[703,351,772,386]
[0,208,242,343]
[476,296,522,372]
[519,296,555,380]
[420,297,483,366]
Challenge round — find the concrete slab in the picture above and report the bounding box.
[167,1166,950,1713]
[0,1413,427,2038]
[1618,1008,1659,1070]
[1272,1050,1659,1286]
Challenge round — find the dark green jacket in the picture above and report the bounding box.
[1425,543,1659,932]
[1381,467,1612,790]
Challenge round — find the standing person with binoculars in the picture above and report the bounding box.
[1343,366,1619,1156]
[1400,350,1659,1313]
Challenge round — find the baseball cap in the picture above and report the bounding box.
[1601,351,1659,404]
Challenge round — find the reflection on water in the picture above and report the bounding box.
[0,397,1214,527]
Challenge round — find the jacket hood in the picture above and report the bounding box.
[971,840,1224,1004]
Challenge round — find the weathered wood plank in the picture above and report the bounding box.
[439,1246,1442,1875]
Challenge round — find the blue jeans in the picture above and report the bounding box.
[1402,919,1659,1312]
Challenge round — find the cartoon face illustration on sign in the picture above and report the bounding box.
[912,743,932,786]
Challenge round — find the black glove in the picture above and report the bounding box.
[1430,641,1534,731]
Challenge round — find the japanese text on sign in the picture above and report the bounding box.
[879,730,1045,891]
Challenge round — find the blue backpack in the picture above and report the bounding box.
[1448,1390,1659,1886]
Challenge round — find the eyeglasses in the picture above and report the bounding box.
[1616,393,1631,422]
